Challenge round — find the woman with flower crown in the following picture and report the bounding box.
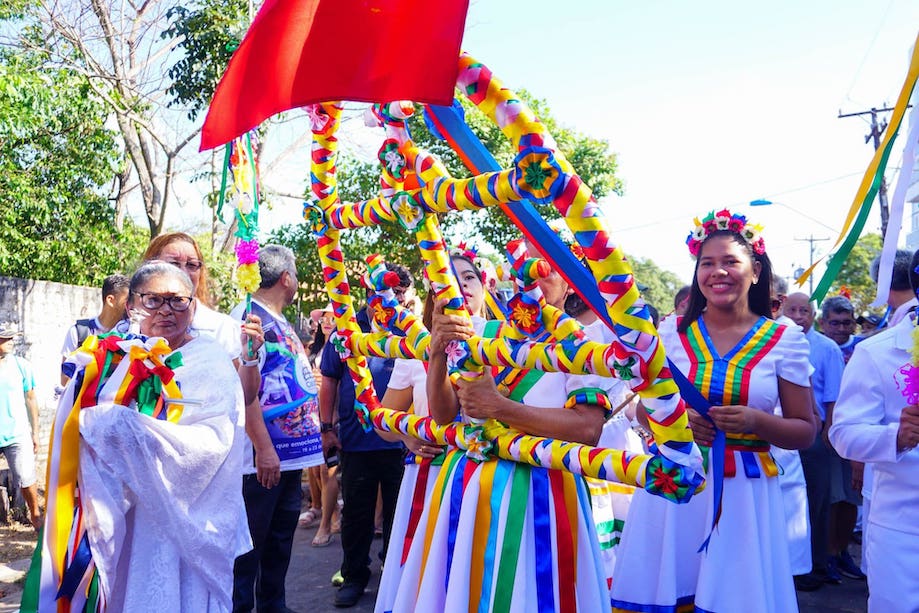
[611,210,816,613]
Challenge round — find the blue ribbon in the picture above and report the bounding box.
[423,103,613,330]
[532,468,554,613]
[478,460,513,613]
[666,358,725,552]
[445,455,467,590]
[56,532,93,601]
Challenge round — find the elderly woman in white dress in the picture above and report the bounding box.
[23,261,260,613]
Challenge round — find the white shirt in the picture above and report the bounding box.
[830,315,919,535]
[195,303,242,361]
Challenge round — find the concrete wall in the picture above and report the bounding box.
[0,275,98,481]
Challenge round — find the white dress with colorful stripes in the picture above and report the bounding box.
[378,369,610,613]
[611,315,810,613]
[583,320,644,599]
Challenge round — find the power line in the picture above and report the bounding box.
[837,105,901,238]
[794,235,830,295]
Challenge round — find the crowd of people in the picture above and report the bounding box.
[1,215,917,612]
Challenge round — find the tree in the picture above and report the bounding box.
[0,47,147,285]
[825,233,883,316]
[629,256,684,316]
[161,0,249,121]
[8,0,207,238]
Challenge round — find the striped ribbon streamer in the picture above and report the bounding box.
[800,33,919,303]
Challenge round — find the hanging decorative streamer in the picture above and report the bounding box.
[800,33,919,303]
[872,100,919,308]
[227,133,262,298]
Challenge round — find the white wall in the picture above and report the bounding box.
[0,276,99,480]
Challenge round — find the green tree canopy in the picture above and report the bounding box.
[629,256,685,318]
[823,232,883,317]
[0,49,146,285]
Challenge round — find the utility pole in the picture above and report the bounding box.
[838,106,895,238]
[795,235,830,295]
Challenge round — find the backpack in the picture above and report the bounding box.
[73,318,96,347]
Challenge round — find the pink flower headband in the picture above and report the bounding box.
[686,209,765,258]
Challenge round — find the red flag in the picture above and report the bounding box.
[200,0,469,151]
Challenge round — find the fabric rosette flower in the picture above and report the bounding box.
[445,339,471,371]
[392,191,424,231]
[463,424,494,463]
[512,146,565,204]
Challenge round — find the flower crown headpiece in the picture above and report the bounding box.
[686,209,765,258]
[449,241,489,284]
[449,241,478,262]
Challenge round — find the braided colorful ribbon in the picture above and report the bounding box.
[303,57,704,499]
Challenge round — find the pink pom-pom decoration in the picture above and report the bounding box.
[236,239,260,265]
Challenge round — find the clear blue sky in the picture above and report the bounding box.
[225,1,919,286]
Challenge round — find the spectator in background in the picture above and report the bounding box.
[232,245,322,613]
[819,296,859,364]
[871,249,917,327]
[0,322,41,530]
[817,295,866,582]
[319,262,412,608]
[60,274,130,385]
[784,292,846,590]
[856,313,883,336]
[302,303,342,549]
[673,284,691,317]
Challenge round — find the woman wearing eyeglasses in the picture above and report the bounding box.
[28,261,259,611]
[142,232,242,362]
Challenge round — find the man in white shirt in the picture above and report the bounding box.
[830,249,919,611]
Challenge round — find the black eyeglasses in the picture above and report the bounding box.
[825,319,855,328]
[133,292,193,312]
[770,298,783,312]
[164,259,203,272]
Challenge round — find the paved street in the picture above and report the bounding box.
[287,520,869,613]
[0,520,869,613]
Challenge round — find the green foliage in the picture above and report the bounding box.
[0,51,145,286]
[825,233,883,316]
[267,153,428,322]
[162,0,250,120]
[628,255,685,316]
